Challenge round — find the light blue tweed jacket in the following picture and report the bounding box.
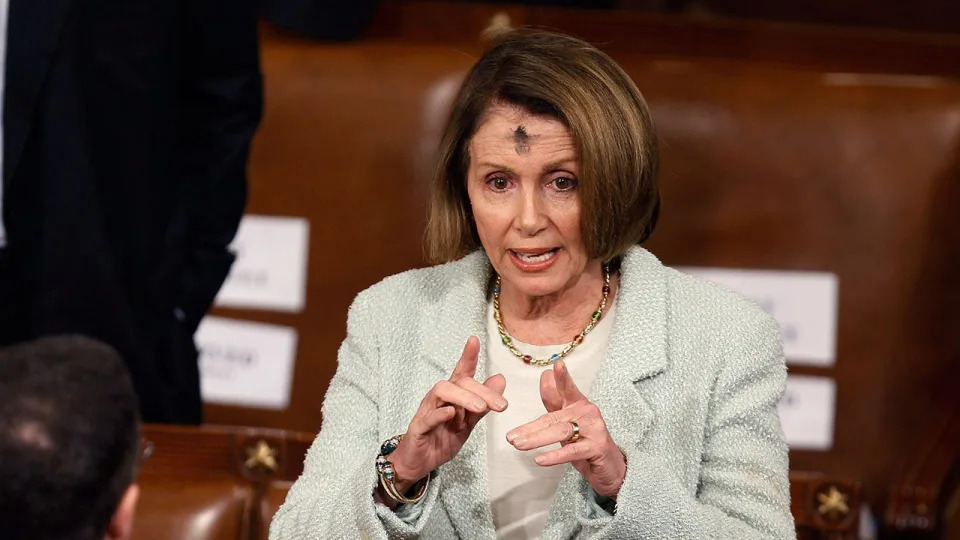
[270,247,795,539]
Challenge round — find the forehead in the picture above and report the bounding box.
[469,104,574,158]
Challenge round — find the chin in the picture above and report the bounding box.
[501,272,567,298]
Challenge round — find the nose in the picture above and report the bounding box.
[516,187,548,237]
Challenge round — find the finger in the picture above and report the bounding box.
[553,360,585,405]
[411,405,457,434]
[484,373,507,396]
[510,419,576,451]
[430,380,488,413]
[450,336,481,380]
[539,370,562,412]
[534,441,593,466]
[457,375,508,412]
[462,374,509,429]
[506,411,563,444]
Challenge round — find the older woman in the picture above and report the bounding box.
[271,30,794,540]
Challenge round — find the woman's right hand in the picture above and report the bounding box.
[388,336,507,493]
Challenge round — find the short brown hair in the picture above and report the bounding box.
[425,29,660,264]
[0,335,140,540]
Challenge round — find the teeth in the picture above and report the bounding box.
[514,250,556,263]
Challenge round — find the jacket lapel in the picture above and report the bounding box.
[4,0,75,184]
[542,247,669,539]
[424,251,500,539]
[587,247,668,446]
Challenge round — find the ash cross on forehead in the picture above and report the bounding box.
[513,125,535,155]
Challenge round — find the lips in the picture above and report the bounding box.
[508,248,560,271]
[511,248,558,263]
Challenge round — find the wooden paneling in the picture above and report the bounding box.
[205,2,960,520]
[618,0,960,35]
[366,1,960,76]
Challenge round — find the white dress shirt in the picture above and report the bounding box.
[0,0,9,247]
[485,296,617,539]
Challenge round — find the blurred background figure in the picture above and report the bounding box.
[0,335,142,540]
[0,0,262,424]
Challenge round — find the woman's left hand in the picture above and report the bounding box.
[506,360,626,499]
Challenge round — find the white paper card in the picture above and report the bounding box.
[778,375,836,451]
[215,215,310,312]
[678,267,838,366]
[197,316,298,410]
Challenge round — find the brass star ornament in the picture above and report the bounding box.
[817,486,850,519]
[245,440,278,472]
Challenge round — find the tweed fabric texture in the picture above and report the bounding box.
[269,247,795,539]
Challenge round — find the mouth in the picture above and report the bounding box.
[508,248,560,271]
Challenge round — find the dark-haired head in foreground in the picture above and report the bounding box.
[0,335,142,540]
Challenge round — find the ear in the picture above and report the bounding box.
[105,484,140,540]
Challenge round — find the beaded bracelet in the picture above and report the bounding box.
[375,434,429,505]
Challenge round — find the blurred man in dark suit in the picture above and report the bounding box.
[0,335,142,540]
[0,0,262,423]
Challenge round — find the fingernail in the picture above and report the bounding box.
[535,455,545,464]
[473,400,486,411]
[513,436,526,447]
[506,432,516,442]
[495,398,508,410]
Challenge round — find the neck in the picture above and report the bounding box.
[497,261,616,345]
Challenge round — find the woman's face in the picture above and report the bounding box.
[466,104,591,298]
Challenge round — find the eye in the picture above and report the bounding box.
[488,176,510,191]
[551,177,578,191]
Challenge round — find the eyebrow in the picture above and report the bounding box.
[475,159,578,175]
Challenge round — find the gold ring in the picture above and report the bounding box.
[568,421,581,443]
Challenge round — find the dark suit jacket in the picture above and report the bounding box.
[1,0,262,423]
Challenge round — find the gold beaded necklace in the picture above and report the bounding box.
[492,264,612,366]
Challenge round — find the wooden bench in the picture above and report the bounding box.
[134,424,861,539]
